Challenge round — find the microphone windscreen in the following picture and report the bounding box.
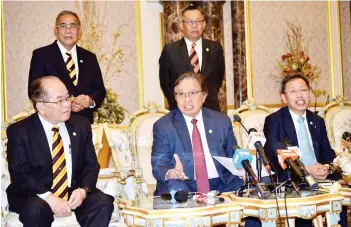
[233,149,253,169]
[175,190,188,203]
[233,114,241,122]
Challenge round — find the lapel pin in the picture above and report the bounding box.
[209,129,212,134]
[206,48,209,52]
[73,132,77,136]
[310,121,313,125]
[80,60,83,63]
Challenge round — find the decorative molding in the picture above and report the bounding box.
[1,1,7,122]
[244,1,253,99]
[136,0,144,108]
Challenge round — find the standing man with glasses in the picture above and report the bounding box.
[6,76,114,227]
[159,5,225,112]
[263,73,347,227]
[28,10,106,123]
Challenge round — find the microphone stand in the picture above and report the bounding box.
[237,172,252,197]
[256,152,262,182]
[276,162,300,195]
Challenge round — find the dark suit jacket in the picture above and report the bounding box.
[159,38,225,111]
[6,113,100,213]
[263,107,335,181]
[151,107,241,194]
[28,41,106,123]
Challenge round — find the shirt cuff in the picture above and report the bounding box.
[89,100,96,108]
[37,191,52,200]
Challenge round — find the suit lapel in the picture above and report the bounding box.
[32,114,52,166]
[179,38,194,72]
[202,108,217,154]
[173,109,192,153]
[65,119,78,174]
[201,39,210,76]
[76,46,84,88]
[282,107,299,146]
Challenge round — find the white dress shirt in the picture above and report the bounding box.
[183,110,219,179]
[288,109,316,156]
[37,114,72,199]
[57,40,79,82]
[184,37,203,71]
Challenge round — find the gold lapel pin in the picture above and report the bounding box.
[206,48,209,52]
[209,129,212,134]
[80,60,83,63]
[73,132,77,136]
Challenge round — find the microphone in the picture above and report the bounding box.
[277,149,304,181]
[233,147,270,199]
[247,128,270,166]
[281,138,319,190]
[233,114,249,134]
[161,190,189,204]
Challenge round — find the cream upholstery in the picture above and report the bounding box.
[319,98,351,153]
[129,104,169,195]
[91,123,104,156]
[232,99,272,149]
[1,109,120,226]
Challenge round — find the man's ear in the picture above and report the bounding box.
[54,26,58,39]
[36,102,45,115]
[281,93,287,104]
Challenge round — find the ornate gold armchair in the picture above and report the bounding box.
[232,99,272,148]
[318,97,351,153]
[129,104,169,196]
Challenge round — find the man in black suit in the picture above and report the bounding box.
[6,76,113,227]
[159,5,224,111]
[263,73,346,227]
[28,10,106,123]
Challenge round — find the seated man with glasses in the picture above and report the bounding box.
[263,73,347,227]
[28,10,106,124]
[152,72,260,227]
[159,4,225,112]
[6,76,114,227]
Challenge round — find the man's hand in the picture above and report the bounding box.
[71,98,84,112]
[165,154,188,180]
[306,163,328,179]
[68,188,86,210]
[45,194,71,217]
[74,95,93,108]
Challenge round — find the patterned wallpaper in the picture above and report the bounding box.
[4,1,138,118]
[340,1,351,99]
[249,1,331,105]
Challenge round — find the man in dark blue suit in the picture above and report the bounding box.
[263,73,346,227]
[28,10,106,123]
[151,72,260,226]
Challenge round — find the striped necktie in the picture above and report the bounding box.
[191,119,210,193]
[66,51,77,86]
[52,126,69,200]
[189,43,200,73]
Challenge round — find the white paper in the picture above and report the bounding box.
[213,156,273,178]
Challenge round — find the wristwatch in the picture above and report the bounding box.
[81,186,92,196]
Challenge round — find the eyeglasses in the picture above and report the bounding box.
[182,20,205,26]
[38,96,73,106]
[285,88,310,96]
[56,24,80,30]
[174,91,203,99]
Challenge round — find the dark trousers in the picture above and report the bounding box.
[17,190,114,227]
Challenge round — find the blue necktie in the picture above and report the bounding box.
[297,116,316,166]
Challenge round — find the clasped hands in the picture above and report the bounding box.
[45,188,86,217]
[71,95,93,112]
[165,154,189,180]
[306,162,329,179]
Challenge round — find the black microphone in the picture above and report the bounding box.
[248,128,271,167]
[161,190,189,203]
[233,114,249,134]
[282,138,318,190]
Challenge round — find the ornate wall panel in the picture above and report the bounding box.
[249,1,330,104]
[340,1,351,99]
[4,1,138,118]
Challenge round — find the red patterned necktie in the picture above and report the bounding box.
[191,119,210,193]
[52,126,69,200]
[189,43,200,73]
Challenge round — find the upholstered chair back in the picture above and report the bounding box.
[232,100,272,149]
[129,105,169,195]
[319,99,351,153]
